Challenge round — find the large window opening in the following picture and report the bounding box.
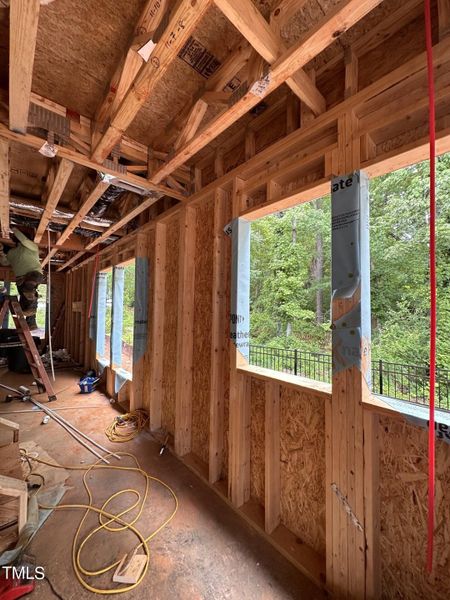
[121,261,135,374]
[249,153,450,410]
[95,261,135,376]
[1,280,48,338]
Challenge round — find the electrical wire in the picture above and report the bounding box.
[105,410,149,443]
[424,0,436,574]
[20,449,178,595]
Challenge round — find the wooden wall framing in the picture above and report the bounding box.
[60,17,450,599]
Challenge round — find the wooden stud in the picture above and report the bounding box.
[0,139,9,238]
[228,177,251,507]
[244,129,256,161]
[208,187,228,483]
[9,0,40,133]
[174,206,196,456]
[131,232,149,410]
[264,380,280,534]
[149,223,166,430]
[35,159,74,243]
[363,410,380,599]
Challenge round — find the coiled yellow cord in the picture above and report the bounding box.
[105,410,149,442]
[20,449,178,595]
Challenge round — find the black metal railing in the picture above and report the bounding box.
[249,344,450,411]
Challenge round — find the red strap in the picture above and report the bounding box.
[424,0,436,574]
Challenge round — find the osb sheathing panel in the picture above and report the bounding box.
[129,5,242,147]
[379,415,450,600]
[191,198,215,464]
[32,0,147,117]
[280,386,326,557]
[250,377,265,506]
[10,143,48,198]
[161,217,179,436]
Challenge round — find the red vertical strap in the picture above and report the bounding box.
[88,248,100,320]
[424,0,436,574]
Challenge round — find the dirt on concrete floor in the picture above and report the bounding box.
[0,369,327,600]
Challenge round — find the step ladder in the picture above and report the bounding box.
[0,296,57,402]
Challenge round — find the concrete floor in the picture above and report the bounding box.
[0,369,327,600]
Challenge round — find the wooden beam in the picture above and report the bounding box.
[208,187,228,483]
[0,124,185,202]
[152,0,384,183]
[57,250,86,272]
[174,206,196,456]
[213,0,325,115]
[51,179,110,248]
[270,0,309,35]
[92,0,212,163]
[0,139,9,238]
[84,191,163,251]
[9,0,41,133]
[156,41,251,149]
[174,99,208,150]
[149,222,166,430]
[35,159,74,243]
[93,0,172,145]
[264,380,280,534]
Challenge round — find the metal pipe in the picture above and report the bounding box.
[29,398,110,464]
[31,398,121,461]
[0,405,106,414]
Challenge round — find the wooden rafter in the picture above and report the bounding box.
[84,192,165,251]
[0,123,185,202]
[91,0,213,163]
[213,0,326,115]
[174,99,208,150]
[0,139,9,238]
[56,251,85,272]
[34,158,74,243]
[9,0,41,133]
[270,0,309,35]
[155,41,252,149]
[93,0,173,146]
[50,179,110,249]
[151,0,385,184]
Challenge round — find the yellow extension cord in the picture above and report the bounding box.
[105,410,149,443]
[20,449,178,595]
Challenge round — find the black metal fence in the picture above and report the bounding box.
[249,344,450,411]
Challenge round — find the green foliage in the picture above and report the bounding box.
[250,153,450,369]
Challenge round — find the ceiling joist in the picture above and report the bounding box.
[9,0,41,134]
[93,0,173,147]
[91,0,213,163]
[151,0,386,184]
[34,158,74,243]
[213,0,325,115]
